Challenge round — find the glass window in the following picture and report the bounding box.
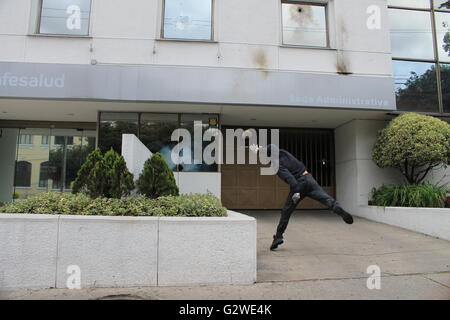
[179,114,219,172]
[19,135,33,145]
[140,114,179,170]
[393,60,439,112]
[389,8,434,60]
[15,161,32,187]
[440,63,450,112]
[39,162,50,188]
[388,0,430,9]
[281,2,327,47]
[39,0,92,36]
[434,0,450,11]
[99,113,138,154]
[13,128,96,198]
[163,0,213,40]
[41,135,49,145]
[435,12,450,62]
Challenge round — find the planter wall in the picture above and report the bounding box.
[0,211,256,291]
[354,205,450,241]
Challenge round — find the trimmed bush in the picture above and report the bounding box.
[0,192,227,217]
[372,113,450,184]
[72,148,134,198]
[137,153,179,199]
[370,184,448,208]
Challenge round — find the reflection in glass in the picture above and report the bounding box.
[440,63,450,112]
[39,0,91,35]
[140,114,179,170]
[282,3,327,47]
[15,161,32,187]
[180,114,219,172]
[99,113,138,153]
[388,0,430,8]
[13,128,96,199]
[435,12,450,62]
[389,9,434,60]
[434,0,450,11]
[393,60,439,112]
[163,0,212,40]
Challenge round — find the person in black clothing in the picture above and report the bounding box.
[256,144,354,251]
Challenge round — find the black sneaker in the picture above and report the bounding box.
[270,235,284,251]
[334,207,354,224]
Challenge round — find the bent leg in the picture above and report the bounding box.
[305,176,339,210]
[275,191,304,238]
[305,175,353,224]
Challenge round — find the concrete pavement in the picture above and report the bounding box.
[2,210,450,300]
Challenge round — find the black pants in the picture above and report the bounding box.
[275,173,340,238]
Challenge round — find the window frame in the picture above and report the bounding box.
[36,0,93,37]
[160,0,215,41]
[388,0,450,114]
[280,0,330,49]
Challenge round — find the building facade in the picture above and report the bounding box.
[0,0,449,211]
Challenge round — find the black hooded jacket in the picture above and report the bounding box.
[266,144,307,192]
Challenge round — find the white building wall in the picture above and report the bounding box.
[0,0,392,77]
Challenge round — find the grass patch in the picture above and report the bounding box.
[370,184,448,208]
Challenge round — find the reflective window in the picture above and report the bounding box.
[41,135,49,146]
[140,114,179,170]
[434,0,450,11]
[435,12,450,62]
[387,0,430,9]
[163,0,213,40]
[39,162,50,188]
[13,128,96,199]
[19,135,33,145]
[389,9,434,60]
[39,0,92,35]
[281,2,327,47]
[393,60,439,112]
[15,161,32,187]
[440,63,450,112]
[179,114,219,172]
[99,113,138,154]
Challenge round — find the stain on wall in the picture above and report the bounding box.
[253,49,269,77]
[336,20,352,75]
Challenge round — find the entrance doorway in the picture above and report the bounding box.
[221,127,335,210]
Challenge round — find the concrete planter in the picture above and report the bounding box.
[355,205,450,241]
[0,211,256,290]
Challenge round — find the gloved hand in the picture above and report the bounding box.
[292,193,301,202]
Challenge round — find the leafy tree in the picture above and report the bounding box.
[372,113,450,184]
[72,148,134,198]
[137,153,179,199]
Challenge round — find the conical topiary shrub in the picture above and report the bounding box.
[72,148,134,199]
[72,148,106,198]
[137,153,179,199]
[103,149,135,198]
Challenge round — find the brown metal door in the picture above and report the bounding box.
[221,127,335,210]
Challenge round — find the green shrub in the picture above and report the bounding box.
[137,153,179,199]
[370,184,448,208]
[72,148,134,198]
[0,192,227,217]
[372,113,450,184]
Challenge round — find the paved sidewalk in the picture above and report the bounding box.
[2,210,450,300]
